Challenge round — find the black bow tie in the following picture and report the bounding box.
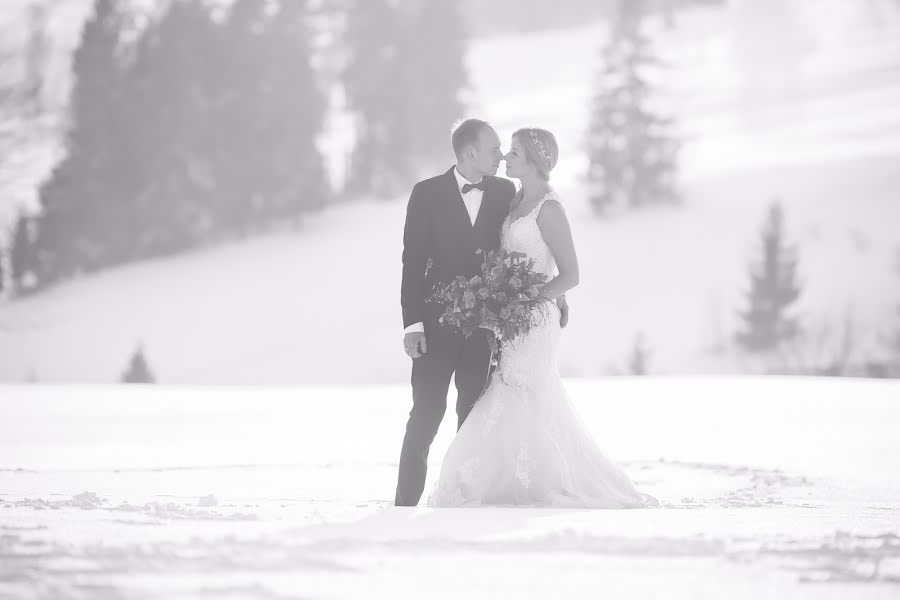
[461,181,485,194]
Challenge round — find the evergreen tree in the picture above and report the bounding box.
[199,0,327,232]
[895,249,900,357]
[121,342,155,383]
[26,0,329,289]
[22,4,50,117]
[34,0,126,281]
[628,334,651,375]
[586,0,679,214]
[199,0,271,235]
[125,0,221,252]
[342,0,411,198]
[10,213,35,295]
[253,0,328,223]
[404,0,467,169]
[735,201,802,352]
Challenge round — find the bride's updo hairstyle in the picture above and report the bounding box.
[513,127,559,181]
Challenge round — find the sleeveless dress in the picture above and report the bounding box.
[428,191,658,508]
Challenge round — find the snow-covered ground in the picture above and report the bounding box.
[2,377,899,597]
[2,0,899,383]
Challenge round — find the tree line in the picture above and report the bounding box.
[2,0,466,295]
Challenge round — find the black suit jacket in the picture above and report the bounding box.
[401,166,516,332]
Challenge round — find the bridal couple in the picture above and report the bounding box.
[397,118,657,509]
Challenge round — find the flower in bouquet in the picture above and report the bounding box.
[427,249,550,362]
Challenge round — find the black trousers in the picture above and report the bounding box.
[394,327,492,506]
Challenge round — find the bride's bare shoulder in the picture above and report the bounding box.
[536,191,567,225]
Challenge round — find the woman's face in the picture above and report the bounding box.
[504,136,532,179]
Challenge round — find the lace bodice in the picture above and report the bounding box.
[501,191,559,279]
[495,191,562,389]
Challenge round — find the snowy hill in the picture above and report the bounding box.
[1,0,900,383]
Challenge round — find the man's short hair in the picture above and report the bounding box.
[451,118,490,158]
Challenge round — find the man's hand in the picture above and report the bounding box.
[557,295,569,328]
[404,332,428,359]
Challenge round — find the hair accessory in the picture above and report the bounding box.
[528,129,552,168]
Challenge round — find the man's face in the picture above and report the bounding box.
[472,126,503,177]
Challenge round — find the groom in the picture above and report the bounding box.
[395,118,567,506]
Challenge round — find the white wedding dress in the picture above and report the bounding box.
[428,191,658,509]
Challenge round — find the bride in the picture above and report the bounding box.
[428,128,658,508]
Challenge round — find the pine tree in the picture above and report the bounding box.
[121,342,155,383]
[10,213,34,295]
[22,4,50,118]
[735,201,802,352]
[586,0,679,214]
[343,0,411,198]
[628,334,651,375]
[25,0,329,286]
[34,0,126,281]
[255,0,328,223]
[195,0,327,233]
[125,0,221,251]
[895,249,900,357]
[404,0,467,169]
[198,0,270,235]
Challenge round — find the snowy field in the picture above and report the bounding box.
[1,377,899,598]
[2,0,900,382]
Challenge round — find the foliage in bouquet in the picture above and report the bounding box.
[427,249,550,358]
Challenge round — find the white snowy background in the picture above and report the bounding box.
[1,0,900,597]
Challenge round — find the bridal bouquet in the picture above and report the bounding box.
[427,249,550,359]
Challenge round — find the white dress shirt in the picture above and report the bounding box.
[404,168,485,336]
[452,167,485,226]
